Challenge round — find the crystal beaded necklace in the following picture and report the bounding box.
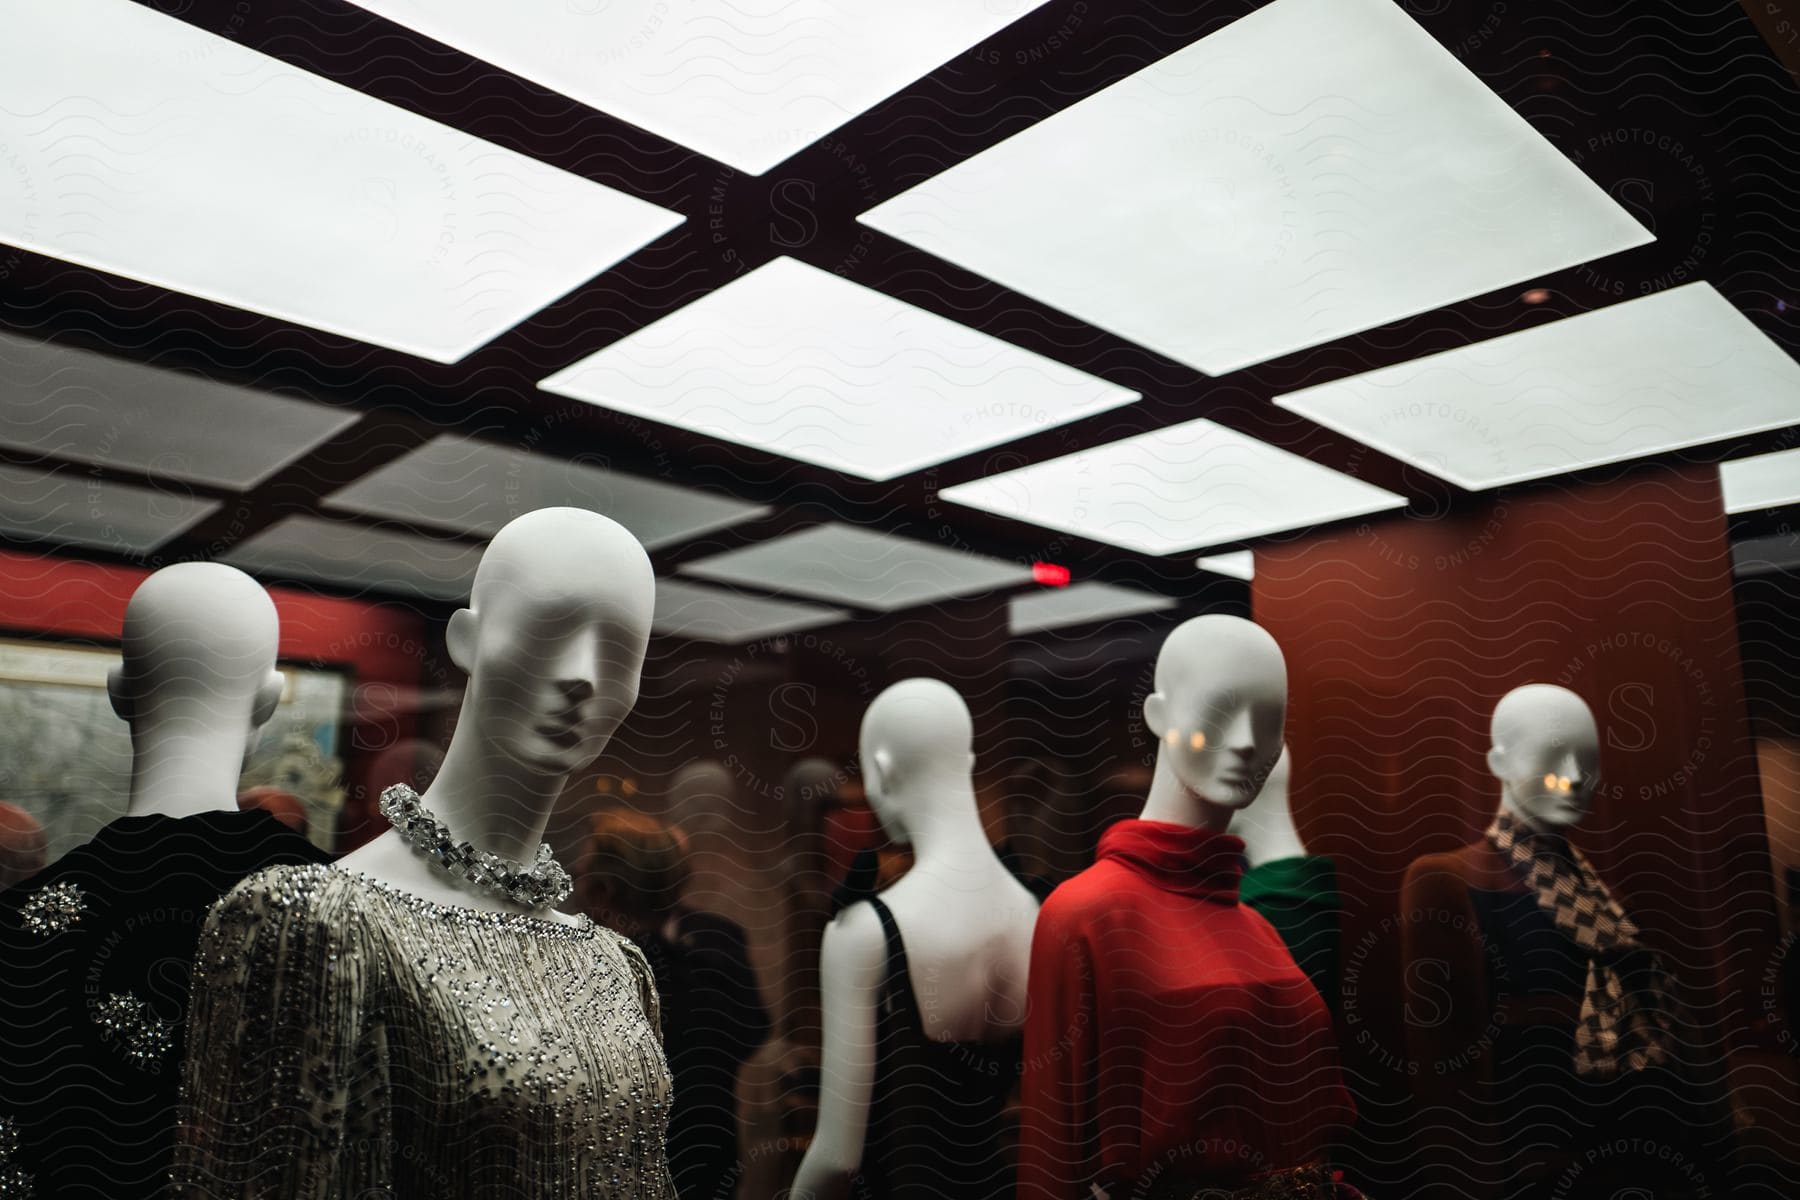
[378,782,573,910]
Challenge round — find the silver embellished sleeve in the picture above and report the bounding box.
[614,937,679,1200]
[170,869,386,1199]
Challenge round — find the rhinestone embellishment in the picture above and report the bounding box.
[0,1113,30,1198]
[91,991,175,1071]
[18,882,85,937]
[378,783,573,910]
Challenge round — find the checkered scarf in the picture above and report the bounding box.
[1485,808,1683,1080]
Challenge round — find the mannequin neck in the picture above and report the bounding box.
[124,718,253,821]
[1138,749,1235,833]
[890,778,990,868]
[419,720,564,865]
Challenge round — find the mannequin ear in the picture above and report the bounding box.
[1485,744,1508,781]
[106,663,131,722]
[445,607,477,673]
[250,668,284,729]
[869,747,894,795]
[1144,691,1168,738]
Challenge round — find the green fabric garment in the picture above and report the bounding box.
[1241,855,1341,1015]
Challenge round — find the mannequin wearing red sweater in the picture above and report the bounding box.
[1019,616,1355,1200]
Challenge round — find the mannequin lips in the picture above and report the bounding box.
[536,722,585,750]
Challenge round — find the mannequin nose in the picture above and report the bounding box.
[550,630,602,695]
[1220,707,1256,753]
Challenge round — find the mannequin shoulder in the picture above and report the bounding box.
[1401,842,1504,903]
[819,900,888,971]
[205,861,359,934]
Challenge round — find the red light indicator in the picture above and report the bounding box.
[1032,562,1071,587]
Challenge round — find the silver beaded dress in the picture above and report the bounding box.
[169,863,676,1199]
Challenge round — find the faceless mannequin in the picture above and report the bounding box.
[1232,744,1306,866]
[790,678,1038,1200]
[107,562,285,821]
[1139,614,1288,831]
[335,507,654,926]
[1487,683,1601,831]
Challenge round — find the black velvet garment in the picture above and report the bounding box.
[856,896,1021,1200]
[0,809,330,1199]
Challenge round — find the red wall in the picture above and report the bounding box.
[1252,465,1780,1174]
[0,547,429,845]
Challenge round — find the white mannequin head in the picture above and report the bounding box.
[858,677,975,847]
[444,506,654,781]
[1487,684,1600,832]
[1142,614,1287,819]
[667,760,737,836]
[106,562,285,819]
[1232,743,1307,866]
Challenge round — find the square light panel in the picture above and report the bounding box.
[0,463,218,554]
[860,0,1650,376]
[680,524,1034,612]
[653,579,848,644]
[0,0,683,363]
[326,434,768,549]
[342,0,1050,175]
[1009,582,1177,636]
[1196,551,1255,581]
[939,420,1407,555]
[540,257,1139,481]
[1722,447,1800,515]
[1276,284,1800,491]
[0,333,358,489]
[222,517,482,602]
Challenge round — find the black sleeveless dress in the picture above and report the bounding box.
[854,896,1021,1200]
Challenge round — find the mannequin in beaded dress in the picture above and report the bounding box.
[170,508,675,1199]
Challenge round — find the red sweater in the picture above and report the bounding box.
[1018,820,1353,1198]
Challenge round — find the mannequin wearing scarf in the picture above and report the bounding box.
[1019,617,1356,1200]
[1401,685,1697,1200]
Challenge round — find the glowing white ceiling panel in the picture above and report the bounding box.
[1722,447,1800,514]
[539,257,1138,481]
[0,333,358,489]
[652,578,848,643]
[1276,285,1800,491]
[680,524,1033,612]
[0,0,683,363]
[222,517,482,601]
[1009,582,1177,636]
[0,464,218,554]
[939,419,1407,555]
[342,0,1051,175]
[860,0,1650,376]
[325,434,768,548]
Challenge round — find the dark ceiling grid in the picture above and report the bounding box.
[0,0,1793,625]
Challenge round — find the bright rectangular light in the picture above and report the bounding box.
[860,0,1650,376]
[1009,582,1176,636]
[0,332,358,489]
[325,434,768,549]
[1276,284,1800,491]
[342,0,1051,175]
[222,517,482,602]
[1733,533,1800,578]
[540,257,1138,481]
[939,419,1407,555]
[1722,447,1800,515]
[0,0,683,363]
[680,524,1034,612]
[0,463,218,554]
[1196,551,1254,581]
[653,579,848,644]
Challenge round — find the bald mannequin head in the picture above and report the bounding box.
[445,507,655,779]
[858,678,975,844]
[1487,683,1600,830]
[107,562,284,733]
[1143,614,1287,812]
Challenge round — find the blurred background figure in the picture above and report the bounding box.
[236,785,308,834]
[581,810,770,1200]
[0,802,47,892]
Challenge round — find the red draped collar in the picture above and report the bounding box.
[1097,818,1246,901]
